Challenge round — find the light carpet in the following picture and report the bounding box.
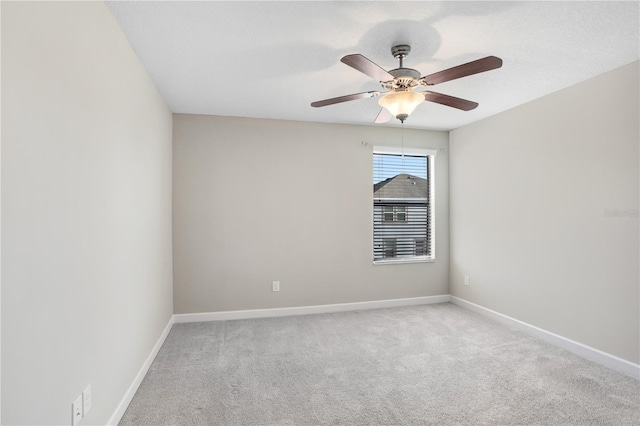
[119,303,639,425]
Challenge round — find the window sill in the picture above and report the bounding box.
[373,257,434,265]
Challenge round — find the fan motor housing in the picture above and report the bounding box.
[383,68,422,91]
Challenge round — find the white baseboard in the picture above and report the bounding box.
[107,315,175,425]
[174,294,450,323]
[450,296,640,380]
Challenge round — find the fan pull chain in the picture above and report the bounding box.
[402,122,406,198]
[401,121,405,161]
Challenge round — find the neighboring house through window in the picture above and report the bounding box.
[373,147,434,263]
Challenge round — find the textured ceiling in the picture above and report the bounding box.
[106,1,639,131]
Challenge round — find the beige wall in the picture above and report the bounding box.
[450,61,639,363]
[2,2,173,424]
[173,115,449,313]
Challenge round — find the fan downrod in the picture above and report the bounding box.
[391,44,411,67]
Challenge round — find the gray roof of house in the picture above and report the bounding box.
[373,174,428,199]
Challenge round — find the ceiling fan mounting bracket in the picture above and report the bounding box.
[391,44,411,60]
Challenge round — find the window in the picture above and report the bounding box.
[383,206,394,221]
[383,206,407,222]
[383,238,397,258]
[396,206,407,222]
[373,147,434,263]
[414,238,427,256]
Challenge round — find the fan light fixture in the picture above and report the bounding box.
[378,90,424,123]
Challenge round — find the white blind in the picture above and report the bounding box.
[373,152,431,262]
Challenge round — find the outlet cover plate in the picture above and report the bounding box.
[72,395,83,426]
[83,384,92,415]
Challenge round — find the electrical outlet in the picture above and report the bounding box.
[72,395,83,426]
[83,385,92,416]
[464,275,470,286]
[272,281,280,292]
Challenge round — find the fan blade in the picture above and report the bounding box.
[421,56,502,86]
[311,91,380,108]
[374,108,392,124]
[341,54,394,82]
[424,91,478,111]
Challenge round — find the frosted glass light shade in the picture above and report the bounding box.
[378,90,424,122]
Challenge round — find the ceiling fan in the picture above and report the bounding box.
[311,45,502,123]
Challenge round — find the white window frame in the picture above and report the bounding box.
[372,146,437,265]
